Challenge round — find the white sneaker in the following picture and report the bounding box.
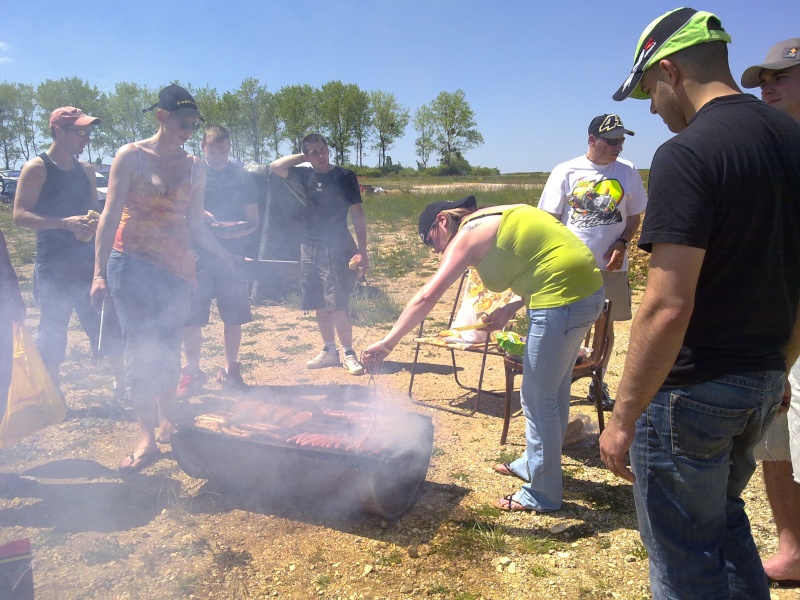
[306,349,340,369]
[342,351,364,376]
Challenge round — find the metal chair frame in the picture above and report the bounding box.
[408,270,506,416]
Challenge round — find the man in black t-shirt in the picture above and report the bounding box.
[270,134,368,376]
[177,126,259,397]
[600,9,800,600]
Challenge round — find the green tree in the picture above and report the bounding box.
[346,85,372,167]
[318,80,353,165]
[35,77,106,162]
[275,84,318,154]
[0,83,23,169]
[234,78,273,164]
[370,91,409,168]
[413,105,435,169]
[428,89,483,166]
[14,84,40,162]
[96,82,156,157]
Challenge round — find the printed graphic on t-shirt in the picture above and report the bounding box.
[567,177,624,228]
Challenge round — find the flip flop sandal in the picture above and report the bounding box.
[493,494,535,512]
[118,450,161,472]
[492,463,529,482]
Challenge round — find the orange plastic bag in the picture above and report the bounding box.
[0,322,67,448]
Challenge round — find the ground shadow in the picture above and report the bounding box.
[185,478,470,544]
[0,458,182,534]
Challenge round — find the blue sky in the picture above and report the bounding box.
[2,1,798,173]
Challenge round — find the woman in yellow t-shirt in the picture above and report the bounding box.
[362,196,603,512]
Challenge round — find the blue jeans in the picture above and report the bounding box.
[630,372,784,600]
[506,288,604,510]
[34,260,99,381]
[107,251,190,404]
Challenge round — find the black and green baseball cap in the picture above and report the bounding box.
[613,7,731,101]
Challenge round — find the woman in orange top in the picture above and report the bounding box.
[91,85,237,472]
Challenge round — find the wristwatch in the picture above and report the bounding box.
[618,238,629,248]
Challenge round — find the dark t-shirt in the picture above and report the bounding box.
[640,94,800,386]
[286,165,361,246]
[34,153,94,266]
[202,162,258,256]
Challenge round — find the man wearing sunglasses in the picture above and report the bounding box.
[539,113,647,411]
[13,107,102,391]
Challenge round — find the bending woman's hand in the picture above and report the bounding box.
[361,340,393,373]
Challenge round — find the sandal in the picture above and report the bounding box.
[119,450,161,472]
[493,494,534,512]
[492,463,528,482]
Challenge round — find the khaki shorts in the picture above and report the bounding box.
[601,270,632,321]
[754,358,800,484]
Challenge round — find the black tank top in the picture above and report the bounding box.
[34,153,94,265]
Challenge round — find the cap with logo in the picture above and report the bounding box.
[418,196,478,243]
[613,7,731,101]
[49,107,101,129]
[589,114,635,139]
[143,84,204,120]
[741,38,800,89]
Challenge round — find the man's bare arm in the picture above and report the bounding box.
[599,243,704,480]
[269,154,307,179]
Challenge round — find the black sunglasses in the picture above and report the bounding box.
[602,137,625,147]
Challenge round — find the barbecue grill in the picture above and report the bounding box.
[171,398,434,519]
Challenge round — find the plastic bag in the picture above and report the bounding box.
[0,323,67,448]
[451,271,514,343]
[0,538,34,600]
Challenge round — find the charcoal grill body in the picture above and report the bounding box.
[171,412,433,519]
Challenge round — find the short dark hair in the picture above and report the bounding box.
[301,133,327,154]
[203,125,230,145]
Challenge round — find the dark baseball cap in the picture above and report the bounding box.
[613,8,731,101]
[143,84,204,120]
[588,114,635,139]
[741,38,800,89]
[418,196,478,244]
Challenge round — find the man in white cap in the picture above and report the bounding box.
[742,37,800,584]
[539,114,647,411]
[601,8,800,599]
[13,107,101,389]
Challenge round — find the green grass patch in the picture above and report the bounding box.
[529,563,551,577]
[516,535,567,555]
[439,518,507,555]
[83,540,134,565]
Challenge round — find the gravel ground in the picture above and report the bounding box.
[1,261,798,599]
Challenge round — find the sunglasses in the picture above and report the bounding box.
[601,137,625,147]
[422,222,437,247]
[63,126,92,137]
[176,119,201,131]
[167,112,201,131]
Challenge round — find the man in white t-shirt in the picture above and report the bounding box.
[538,114,647,409]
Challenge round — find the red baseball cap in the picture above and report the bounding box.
[49,107,101,129]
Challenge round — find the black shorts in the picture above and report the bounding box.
[186,254,252,326]
[300,242,356,311]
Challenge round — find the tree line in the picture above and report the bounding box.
[0,77,492,175]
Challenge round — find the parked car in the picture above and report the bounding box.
[1,174,19,204]
[96,172,109,204]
